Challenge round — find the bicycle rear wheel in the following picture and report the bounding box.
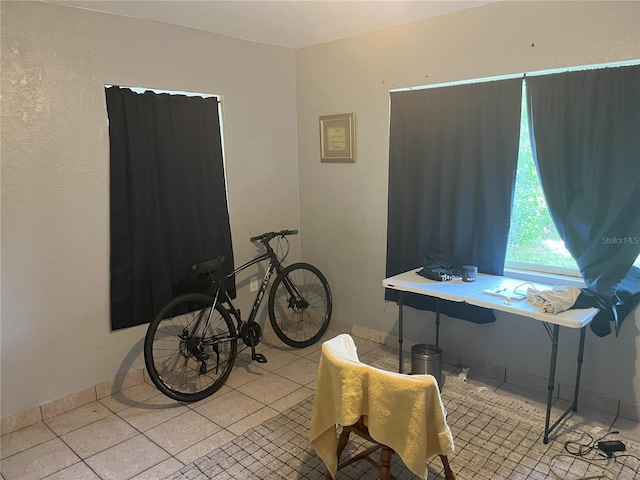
[144,293,237,402]
[268,262,332,348]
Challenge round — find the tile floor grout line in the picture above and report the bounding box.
[52,393,181,480]
[3,335,638,480]
[55,410,165,480]
[133,428,184,480]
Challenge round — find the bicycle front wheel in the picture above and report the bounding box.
[144,293,237,402]
[268,263,332,348]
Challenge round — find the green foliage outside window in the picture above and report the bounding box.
[505,89,578,271]
[506,84,639,273]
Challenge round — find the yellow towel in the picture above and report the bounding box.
[309,334,454,479]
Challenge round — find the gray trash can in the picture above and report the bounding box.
[411,344,443,389]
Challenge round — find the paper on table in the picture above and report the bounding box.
[483,285,527,301]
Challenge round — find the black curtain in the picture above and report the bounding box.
[106,87,235,331]
[526,66,640,336]
[386,79,522,323]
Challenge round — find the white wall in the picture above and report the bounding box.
[1,1,300,418]
[2,0,639,423]
[295,1,640,416]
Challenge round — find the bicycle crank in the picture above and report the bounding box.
[240,323,267,364]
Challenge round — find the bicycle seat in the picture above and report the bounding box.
[193,256,225,276]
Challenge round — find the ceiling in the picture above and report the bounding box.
[48,0,494,49]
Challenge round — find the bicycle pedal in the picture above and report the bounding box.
[252,353,268,364]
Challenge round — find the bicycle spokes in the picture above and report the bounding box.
[145,230,332,402]
[288,296,309,311]
[145,294,237,402]
[268,263,332,348]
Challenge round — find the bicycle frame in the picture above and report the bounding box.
[144,229,332,402]
[216,236,299,331]
[220,250,278,329]
[182,232,307,359]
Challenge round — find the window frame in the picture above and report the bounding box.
[504,79,581,279]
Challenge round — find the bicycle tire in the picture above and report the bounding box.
[144,293,237,402]
[268,262,332,348]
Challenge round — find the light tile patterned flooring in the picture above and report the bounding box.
[1,327,639,480]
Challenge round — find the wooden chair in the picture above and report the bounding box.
[332,416,455,479]
[310,334,455,480]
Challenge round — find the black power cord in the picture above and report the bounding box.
[564,431,617,457]
[550,430,640,479]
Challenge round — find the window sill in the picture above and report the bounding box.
[503,267,586,289]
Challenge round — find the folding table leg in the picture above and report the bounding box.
[544,324,560,444]
[435,298,441,347]
[398,292,404,374]
[572,327,587,412]
[544,325,587,444]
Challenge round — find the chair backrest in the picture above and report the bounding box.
[310,334,455,479]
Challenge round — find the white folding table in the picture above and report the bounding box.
[383,268,598,443]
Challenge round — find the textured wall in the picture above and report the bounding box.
[1,1,300,418]
[295,1,640,411]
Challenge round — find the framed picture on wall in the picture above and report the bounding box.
[320,113,355,163]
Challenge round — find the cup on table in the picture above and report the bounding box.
[462,265,477,282]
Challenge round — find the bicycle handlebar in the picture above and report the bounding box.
[250,229,298,243]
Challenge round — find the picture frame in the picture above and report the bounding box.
[319,113,355,163]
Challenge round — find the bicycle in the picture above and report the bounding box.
[143,229,332,402]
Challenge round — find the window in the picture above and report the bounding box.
[505,83,580,277]
[105,86,234,330]
[505,81,640,277]
[387,64,640,334]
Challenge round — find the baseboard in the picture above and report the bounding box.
[3,321,638,436]
[1,368,147,436]
[343,323,640,423]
